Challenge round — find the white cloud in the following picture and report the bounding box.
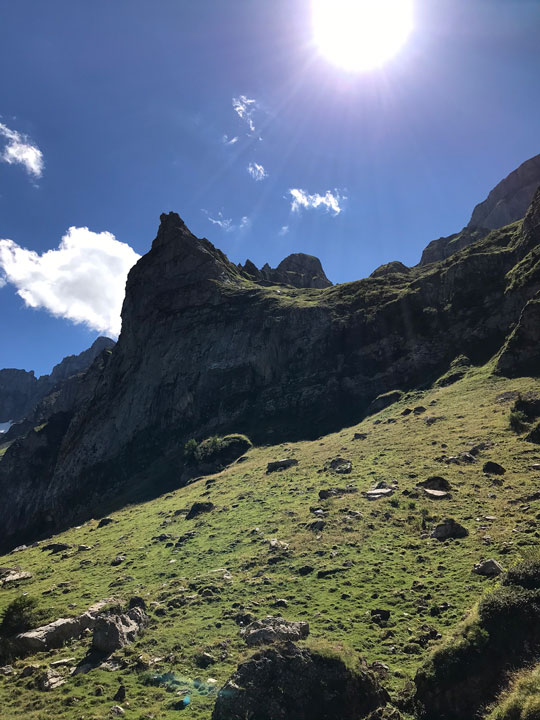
[289,188,344,216]
[247,162,267,182]
[0,276,5,288]
[222,134,239,146]
[279,225,289,236]
[232,95,258,133]
[202,210,250,234]
[0,227,140,337]
[0,122,44,178]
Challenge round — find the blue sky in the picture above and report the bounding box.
[0,0,539,376]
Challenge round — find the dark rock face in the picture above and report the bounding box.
[240,252,332,289]
[2,192,540,550]
[0,369,38,423]
[468,154,540,230]
[0,337,115,423]
[370,261,410,279]
[212,642,388,720]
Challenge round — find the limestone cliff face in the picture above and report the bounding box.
[468,154,540,230]
[2,200,540,551]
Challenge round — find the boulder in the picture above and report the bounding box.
[97,517,115,528]
[212,642,388,720]
[473,559,504,577]
[431,519,468,540]
[319,487,357,500]
[266,459,298,474]
[417,476,452,492]
[92,607,148,654]
[13,610,98,655]
[241,617,309,647]
[186,502,214,520]
[483,461,506,475]
[0,570,32,586]
[422,489,450,500]
[365,488,394,501]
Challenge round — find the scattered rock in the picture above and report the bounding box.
[36,669,66,691]
[0,665,14,676]
[417,476,452,492]
[473,559,504,577]
[92,607,149,654]
[14,610,99,655]
[297,565,314,576]
[353,433,368,440]
[371,609,391,624]
[422,489,450,500]
[20,664,39,677]
[41,543,71,554]
[325,457,353,474]
[483,461,506,475]
[431,519,469,540]
[212,642,388,720]
[268,539,289,552]
[111,555,125,566]
[97,517,115,528]
[266,459,298,474]
[241,617,309,647]
[110,706,125,716]
[113,684,126,702]
[365,488,394,501]
[308,520,325,532]
[0,570,32,585]
[368,390,404,415]
[317,567,349,579]
[413,406,427,415]
[78,544,92,552]
[196,652,216,668]
[186,502,214,520]
[319,486,357,500]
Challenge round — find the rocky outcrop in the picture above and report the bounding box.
[92,607,148,654]
[2,190,540,551]
[240,253,332,289]
[370,261,410,279]
[468,154,540,230]
[240,617,310,646]
[0,337,115,424]
[212,642,388,720]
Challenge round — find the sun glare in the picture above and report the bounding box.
[312,0,414,73]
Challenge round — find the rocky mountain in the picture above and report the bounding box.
[419,153,540,266]
[1,182,540,551]
[0,337,115,425]
[239,253,332,288]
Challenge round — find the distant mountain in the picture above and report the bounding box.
[0,336,115,424]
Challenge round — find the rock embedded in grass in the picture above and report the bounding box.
[431,518,469,540]
[266,458,298,474]
[241,616,309,646]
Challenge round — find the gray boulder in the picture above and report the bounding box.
[266,459,298,474]
[241,617,309,647]
[92,607,148,654]
[473,559,504,577]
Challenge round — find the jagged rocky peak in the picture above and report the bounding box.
[47,336,115,385]
[239,252,332,289]
[468,153,540,230]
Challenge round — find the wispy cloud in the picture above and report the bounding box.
[222,134,239,146]
[247,162,267,182]
[0,227,140,337]
[289,188,344,216]
[279,225,289,236]
[232,95,258,133]
[202,210,250,233]
[0,122,44,178]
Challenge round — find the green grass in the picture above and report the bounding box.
[488,665,540,720]
[1,366,540,719]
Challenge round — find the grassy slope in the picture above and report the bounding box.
[1,365,540,720]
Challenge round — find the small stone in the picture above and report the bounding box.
[110,706,125,716]
[423,488,450,500]
[111,555,125,566]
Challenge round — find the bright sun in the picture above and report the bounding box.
[312,0,414,73]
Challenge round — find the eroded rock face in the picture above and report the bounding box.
[468,154,540,230]
[212,642,388,720]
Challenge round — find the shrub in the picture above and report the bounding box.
[183,438,198,459]
[509,410,529,434]
[0,596,40,637]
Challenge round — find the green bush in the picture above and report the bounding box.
[0,596,40,637]
[183,438,198,459]
[509,410,529,434]
[183,434,252,465]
